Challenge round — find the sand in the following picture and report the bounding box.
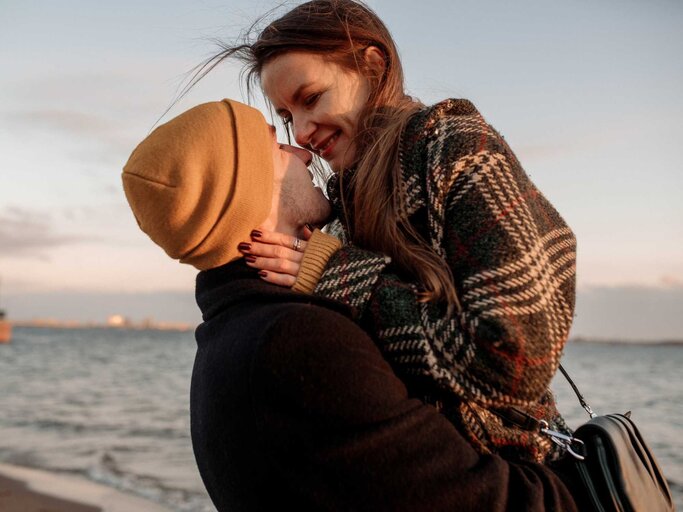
[0,463,172,512]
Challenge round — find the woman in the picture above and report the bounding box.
[190,0,576,462]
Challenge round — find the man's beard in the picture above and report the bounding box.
[280,181,332,229]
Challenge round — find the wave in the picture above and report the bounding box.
[85,451,212,512]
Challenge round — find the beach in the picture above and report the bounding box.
[0,463,171,512]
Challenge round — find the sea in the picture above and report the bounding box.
[1,326,681,512]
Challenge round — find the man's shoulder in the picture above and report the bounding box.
[264,300,365,332]
[196,295,405,425]
[258,300,382,364]
[226,297,363,338]
[198,295,376,367]
[251,300,413,429]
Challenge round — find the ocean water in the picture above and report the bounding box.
[0,327,681,511]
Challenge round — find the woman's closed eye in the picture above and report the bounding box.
[304,92,321,107]
[277,91,322,126]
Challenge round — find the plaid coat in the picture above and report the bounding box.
[313,99,577,462]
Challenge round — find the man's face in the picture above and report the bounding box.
[266,127,332,236]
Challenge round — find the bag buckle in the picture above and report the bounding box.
[539,420,586,460]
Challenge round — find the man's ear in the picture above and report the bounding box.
[363,46,386,80]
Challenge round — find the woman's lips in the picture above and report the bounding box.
[318,130,341,160]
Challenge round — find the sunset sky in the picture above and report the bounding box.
[1,0,681,339]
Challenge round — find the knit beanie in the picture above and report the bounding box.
[122,99,273,270]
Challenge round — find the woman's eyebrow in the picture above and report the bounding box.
[275,82,314,116]
[291,82,312,103]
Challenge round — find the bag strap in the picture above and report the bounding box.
[490,364,593,460]
[494,364,596,428]
[558,364,597,419]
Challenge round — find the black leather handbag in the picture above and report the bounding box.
[544,365,675,512]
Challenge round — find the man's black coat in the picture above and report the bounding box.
[190,261,579,511]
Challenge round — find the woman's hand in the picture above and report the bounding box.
[237,225,314,287]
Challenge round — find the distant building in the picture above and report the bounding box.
[106,315,131,328]
[0,309,11,343]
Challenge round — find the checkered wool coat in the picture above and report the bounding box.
[312,99,577,463]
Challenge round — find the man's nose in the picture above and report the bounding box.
[281,144,313,167]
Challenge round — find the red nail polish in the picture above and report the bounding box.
[238,242,251,252]
[250,230,262,238]
[244,255,257,263]
[258,271,267,277]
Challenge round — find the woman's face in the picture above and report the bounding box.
[261,51,372,172]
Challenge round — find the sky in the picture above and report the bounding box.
[1,0,682,339]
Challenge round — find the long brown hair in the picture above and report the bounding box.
[180,0,458,309]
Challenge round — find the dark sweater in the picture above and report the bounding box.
[190,260,580,512]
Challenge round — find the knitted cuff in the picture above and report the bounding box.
[292,229,342,294]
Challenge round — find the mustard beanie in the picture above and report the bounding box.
[122,99,273,270]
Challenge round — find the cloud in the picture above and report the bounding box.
[514,120,636,164]
[0,207,94,258]
[1,107,140,174]
[60,205,102,222]
[2,109,112,137]
[2,108,135,153]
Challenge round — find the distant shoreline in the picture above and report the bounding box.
[568,337,683,346]
[3,323,680,344]
[7,321,194,332]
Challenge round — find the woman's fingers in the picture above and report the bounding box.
[237,228,310,286]
[257,270,297,288]
[251,229,308,253]
[240,240,304,262]
[244,254,301,276]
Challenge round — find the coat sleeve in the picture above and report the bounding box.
[249,305,580,512]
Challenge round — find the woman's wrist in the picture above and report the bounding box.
[292,229,342,294]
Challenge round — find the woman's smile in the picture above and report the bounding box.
[313,130,341,159]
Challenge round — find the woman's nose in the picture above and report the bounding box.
[292,115,315,149]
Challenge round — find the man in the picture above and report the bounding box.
[122,100,581,511]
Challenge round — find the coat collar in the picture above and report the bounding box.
[195,260,351,322]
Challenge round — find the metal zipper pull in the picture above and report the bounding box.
[539,420,586,460]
